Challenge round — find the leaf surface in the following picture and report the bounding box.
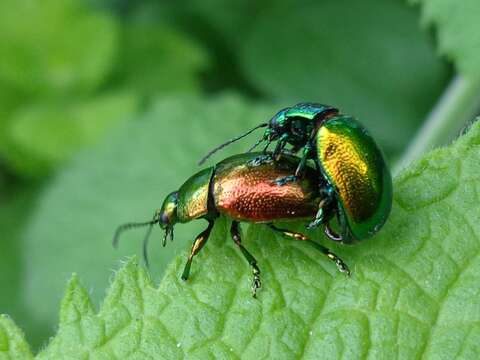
[0,315,33,360]
[28,118,480,358]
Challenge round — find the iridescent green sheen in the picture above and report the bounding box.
[160,191,178,226]
[176,167,213,222]
[283,103,336,120]
[316,115,392,241]
[269,103,337,128]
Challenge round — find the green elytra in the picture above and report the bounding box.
[198,103,393,244]
[114,152,350,298]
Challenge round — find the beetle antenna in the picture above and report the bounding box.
[142,223,154,268]
[198,123,268,165]
[247,138,264,153]
[112,219,159,249]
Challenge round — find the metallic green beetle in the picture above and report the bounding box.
[114,152,350,297]
[199,103,393,244]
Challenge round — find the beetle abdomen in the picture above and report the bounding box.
[213,153,320,222]
[317,116,392,240]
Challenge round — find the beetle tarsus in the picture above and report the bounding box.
[247,154,273,167]
[326,253,350,276]
[181,260,191,281]
[306,219,321,229]
[307,198,329,230]
[324,223,343,242]
[231,221,262,297]
[336,259,351,276]
[251,266,261,298]
[275,175,297,186]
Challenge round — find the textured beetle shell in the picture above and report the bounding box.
[213,153,320,222]
[317,115,392,240]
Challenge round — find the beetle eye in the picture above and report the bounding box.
[161,213,170,226]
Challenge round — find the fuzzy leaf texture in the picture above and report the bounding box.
[5,119,479,359]
[0,315,33,360]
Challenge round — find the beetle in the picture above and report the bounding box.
[198,103,393,243]
[114,152,350,297]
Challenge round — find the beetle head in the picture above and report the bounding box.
[157,191,179,246]
[264,108,289,141]
[159,191,178,229]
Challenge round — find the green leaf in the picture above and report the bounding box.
[0,186,41,329]
[30,117,480,358]
[237,0,450,156]
[117,21,210,96]
[396,0,480,172]
[0,91,139,177]
[0,315,33,359]
[0,186,52,352]
[410,0,480,78]
[19,95,278,348]
[0,0,118,94]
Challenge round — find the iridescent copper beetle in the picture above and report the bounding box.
[114,152,350,297]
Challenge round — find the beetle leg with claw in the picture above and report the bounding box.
[181,220,215,281]
[231,221,261,298]
[268,224,350,275]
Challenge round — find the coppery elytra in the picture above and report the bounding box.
[114,152,350,298]
[198,103,393,244]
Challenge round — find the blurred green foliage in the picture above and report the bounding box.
[0,0,471,353]
[410,0,480,79]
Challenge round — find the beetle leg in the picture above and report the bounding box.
[275,144,313,186]
[292,128,317,179]
[247,154,274,167]
[294,144,312,178]
[268,224,350,275]
[272,133,289,160]
[230,221,261,298]
[181,219,215,281]
[324,223,343,242]
[307,186,335,229]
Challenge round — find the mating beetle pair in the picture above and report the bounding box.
[114,103,392,297]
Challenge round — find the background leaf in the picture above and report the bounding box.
[0,91,139,176]
[30,119,480,358]
[0,186,43,344]
[116,20,210,97]
[395,0,480,173]
[411,0,480,78]
[0,0,118,94]
[237,0,450,157]
[114,0,450,158]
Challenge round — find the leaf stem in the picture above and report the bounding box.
[394,75,480,175]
